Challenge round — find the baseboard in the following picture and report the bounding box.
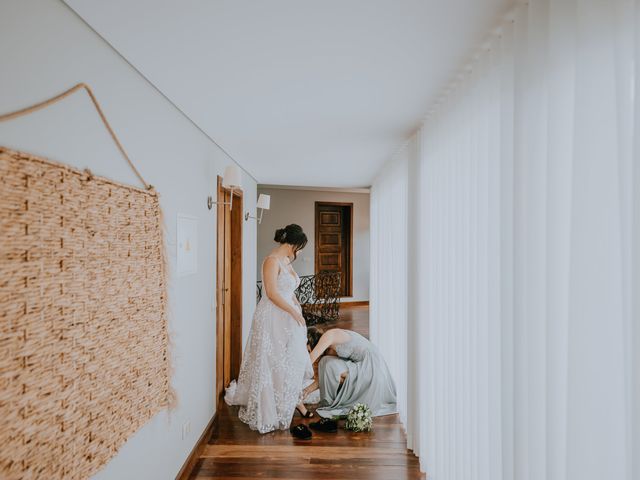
[340,300,369,308]
[175,412,217,480]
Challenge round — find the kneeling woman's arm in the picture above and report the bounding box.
[303,379,319,398]
[309,329,350,364]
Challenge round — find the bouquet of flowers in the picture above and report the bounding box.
[345,403,373,432]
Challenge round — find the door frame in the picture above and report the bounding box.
[314,201,354,297]
[215,175,243,409]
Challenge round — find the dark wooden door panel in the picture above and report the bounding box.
[315,202,352,297]
[319,232,341,250]
[320,211,340,225]
[319,252,341,268]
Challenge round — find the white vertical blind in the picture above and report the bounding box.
[369,144,409,425]
[370,0,640,478]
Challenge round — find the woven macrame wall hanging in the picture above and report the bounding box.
[0,85,173,479]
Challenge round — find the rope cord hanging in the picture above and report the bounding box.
[0,82,153,191]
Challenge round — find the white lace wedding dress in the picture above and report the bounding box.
[224,256,313,433]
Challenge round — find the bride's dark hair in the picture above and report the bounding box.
[274,224,307,260]
[307,326,324,350]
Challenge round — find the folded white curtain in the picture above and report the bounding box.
[371,0,640,478]
[370,144,408,424]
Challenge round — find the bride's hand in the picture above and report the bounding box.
[293,311,306,327]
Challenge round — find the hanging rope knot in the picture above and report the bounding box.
[0,82,152,192]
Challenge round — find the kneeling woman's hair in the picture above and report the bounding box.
[307,326,324,350]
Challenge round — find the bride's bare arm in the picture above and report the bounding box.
[263,257,305,326]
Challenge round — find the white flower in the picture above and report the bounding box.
[345,403,373,432]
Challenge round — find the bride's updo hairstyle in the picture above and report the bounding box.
[307,326,324,350]
[274,224,308,260]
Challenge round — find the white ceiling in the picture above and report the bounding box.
[64,0,510,187]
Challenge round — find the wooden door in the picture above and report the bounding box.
[215,176,243,408]
[315,202,353,297]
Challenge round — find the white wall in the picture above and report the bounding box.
[0,1,257,478]
[257,187,370,302]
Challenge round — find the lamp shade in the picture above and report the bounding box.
[222,165,242,189]
[256,193,271,210]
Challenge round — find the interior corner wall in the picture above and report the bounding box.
[0,1,257,478]
[256,187,370,302]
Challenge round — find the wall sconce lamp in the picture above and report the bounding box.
[207,165,242,211]
[245,194,271,224]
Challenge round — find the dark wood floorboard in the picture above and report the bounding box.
[319,304,369,338]
[187,305,424,479]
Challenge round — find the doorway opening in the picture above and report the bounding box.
[315,202,353,297]
[215,175,243,409]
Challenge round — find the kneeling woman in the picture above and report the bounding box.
[304,327,397,419]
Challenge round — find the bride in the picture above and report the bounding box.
[225,224,314,434]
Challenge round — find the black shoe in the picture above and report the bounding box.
[296,406,314,418]
[309,418,338,433]
[290,424,312,440]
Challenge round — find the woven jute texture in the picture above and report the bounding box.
[0,147,172,480]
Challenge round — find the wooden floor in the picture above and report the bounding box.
[187,305,424,479]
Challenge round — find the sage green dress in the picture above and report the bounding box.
[315,330,397,419]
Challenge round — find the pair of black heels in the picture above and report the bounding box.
[290,417,338,440]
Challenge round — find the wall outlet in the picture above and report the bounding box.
[181,420,191,440]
